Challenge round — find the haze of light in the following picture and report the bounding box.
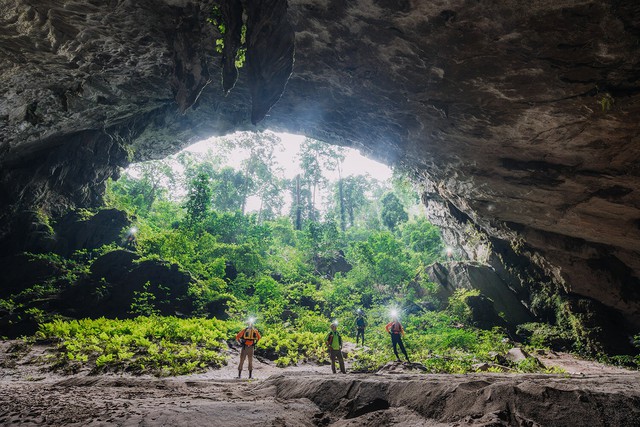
[182,132,393,214]
[184,132,393,182]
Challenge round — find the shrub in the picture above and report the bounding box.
[36,316,229,376]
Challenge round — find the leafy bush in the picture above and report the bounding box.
[517,322,573,350]
[36,317,229,376]
[349,309,515,373]
[446,289,480,323]
[256,323,328,367]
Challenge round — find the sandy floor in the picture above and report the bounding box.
[1,342,639,426]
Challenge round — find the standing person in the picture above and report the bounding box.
[124,227,138,250]
[355,309,366,346]
[236,318,261,379]
[386,312,410,362]
[325,321,346,374]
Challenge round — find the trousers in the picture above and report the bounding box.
[239,345,254,372]
[329,349,346,374]
[391,333,409,361]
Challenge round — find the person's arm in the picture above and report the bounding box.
[385,322,392,333]
[255,330,262,342]
[235,329,245,342]
[401,324,405,337]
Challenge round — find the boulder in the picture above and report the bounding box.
[505,347,530,364]
[425,262,534,329]
[52,209,131,257]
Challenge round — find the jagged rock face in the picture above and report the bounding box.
[0,1,639,332]
[425,262,533,328]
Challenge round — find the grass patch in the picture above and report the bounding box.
[348,310,555,374]
[35,316,229,376]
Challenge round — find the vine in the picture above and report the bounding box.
[208,5,247,68]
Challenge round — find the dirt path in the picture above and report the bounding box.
[536,350,633,375]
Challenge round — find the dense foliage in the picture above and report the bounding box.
[37,316,229,376]
[5,133,605,375]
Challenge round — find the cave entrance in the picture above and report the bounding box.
[112,130,431,233]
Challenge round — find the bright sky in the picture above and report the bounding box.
[183,132,393,182]
[179,132,394,214]
[125,132,394,215]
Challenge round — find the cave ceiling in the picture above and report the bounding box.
[0,0,639,327]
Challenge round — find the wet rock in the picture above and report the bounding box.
[377,361,427,374]
[58,253,198,319]
[264,373,640,426]
[471,362,511,373]
[504,347,530,364]
[0,254,62,298]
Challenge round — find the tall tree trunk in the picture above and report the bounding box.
[257,196,263,223]
[311,180,317,222]
[338,164,346,232]
[295,174,302,230]
[240,171,250,215]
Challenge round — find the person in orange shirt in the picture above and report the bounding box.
[385,312,410,363]
[235,318,261,379]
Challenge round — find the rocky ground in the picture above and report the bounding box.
[1,342,639,426]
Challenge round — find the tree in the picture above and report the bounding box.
[210,167,245,212]
[400,218,445,266]
[290,174,312,230]
[106,159,176,215]
[184,172,212,225]
[391,169,421,209]
[380,192,408,231]
[296,138,345,222]
[346,230,413,295]
[227,131,284,215]
[331,175,371,230]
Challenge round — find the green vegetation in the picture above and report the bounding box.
[598,92,614,112]
[36,317,228,376]
[6,132,619,375]
[209,5,247,68]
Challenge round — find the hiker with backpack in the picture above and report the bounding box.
[325,321,346,374]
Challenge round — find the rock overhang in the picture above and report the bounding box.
[0,0,639,334]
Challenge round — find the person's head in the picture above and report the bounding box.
[390,309,399,321]
[247,317,256,327]
[331,321,338,331]
[357,309,363,317]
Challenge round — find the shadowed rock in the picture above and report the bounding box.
[0,0,639,347]
[244,0,295,124]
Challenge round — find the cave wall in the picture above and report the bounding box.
[0,1,639,331]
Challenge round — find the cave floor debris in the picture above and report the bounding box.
[1,342,639,426]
